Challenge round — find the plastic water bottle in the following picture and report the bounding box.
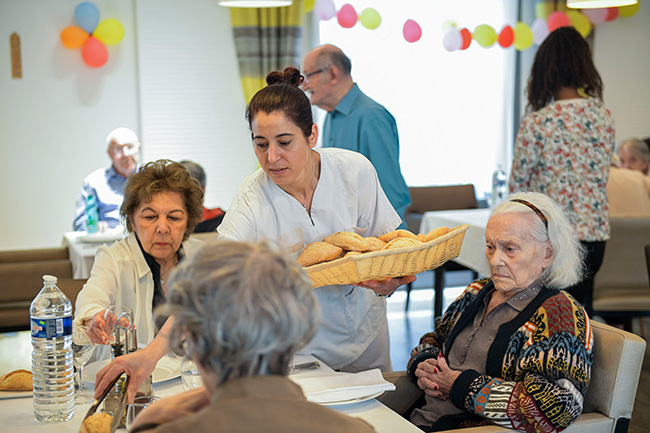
[30,275,75,423]
[491,166,507,207]
[85,194,98,234]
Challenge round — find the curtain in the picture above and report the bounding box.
[230,2,304,102]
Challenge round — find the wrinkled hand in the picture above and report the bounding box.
[128,387,210,431]
[354,275,417,297]
[93,347,159,404]
[84,309,112,345]
[415,355,462,400]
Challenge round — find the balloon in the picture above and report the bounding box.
[403,19,422,43]
[459,28,472,50]
[582,8,608,25]
[473,24,497,48]
[82,36,108,68]
[337,4,357,28]
[535,0,554,20]
[531,18,549,45]
[498,25,514,48]
[74,2,100,34]
[618,3,640,17]
[93,19,124,45]
[360,8,381,30]
[60,26,89,49]
[314,0,336,21]
[547,11,571,32]
[441,19,457,32]
[303,0,316,13]
[605,7,619,21]
[514,22,533,51]
[567,10,591,38]
[442,27,462,52]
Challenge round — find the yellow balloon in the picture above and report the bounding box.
[514,22,533,51]
[618,2,640,17]
[360,8,381,30]
[303,0,315,13]
[473,24,497,48]
[535,1,554,20]
[567,10,592,38]
[441,19,457,33]
[93,19,125,46]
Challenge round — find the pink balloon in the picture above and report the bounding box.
[531,18,550,45]
[548,11,571,32]
[337,4,357,28]
[403,19,422,43]
[442,27,461,52]
[314,0,336,21]
[82,36,108,68]
[583,8,608,25]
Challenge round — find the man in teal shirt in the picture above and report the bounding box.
[302,44,411,228]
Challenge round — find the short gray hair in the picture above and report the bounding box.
[481,191,584,289]
[180,160,206,190]
[315,44,352,76]
[159,239,319,384]
[619,138,650,163]
[105,127,139,148]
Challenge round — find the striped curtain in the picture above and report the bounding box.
[230,2,304,102]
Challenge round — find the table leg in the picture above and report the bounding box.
[433,268,445,319]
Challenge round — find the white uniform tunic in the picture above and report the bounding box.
[218,148,401,369]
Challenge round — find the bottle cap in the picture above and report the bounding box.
[42,274,58,283]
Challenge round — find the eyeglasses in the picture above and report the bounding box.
[304,68,325,83]
[111,144,139,157]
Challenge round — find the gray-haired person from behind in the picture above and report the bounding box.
[128,240,376,433]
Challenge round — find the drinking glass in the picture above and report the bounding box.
[125,395,160,431]
[103,305,134,346]
[72,325,95,403]
[181,356,203,391]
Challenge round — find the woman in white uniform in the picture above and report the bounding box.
[217,67,415,371]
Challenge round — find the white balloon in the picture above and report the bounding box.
[442,27,462,52]
[314,0,336,21]
[531,18,550,46]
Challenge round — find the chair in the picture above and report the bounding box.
[404,185,479,312]
[378,320,647,433]
[592,217,650,334]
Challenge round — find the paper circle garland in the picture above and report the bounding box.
[582,8,608,25]
[459,28,472,50]
[473,24,497,48]
[442,27,462,52]
[618,3,640,17]
[360,8,381,30]
[547,11,571,32]
[567,10,592,38]
[314,0,336,21]
[498,25,514,48]
[403,19,422,43]
[531,18,550,45]
[513,22,533,51]
[337,4,357,28]
[605,7,619,22]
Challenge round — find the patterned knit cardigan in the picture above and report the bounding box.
[407,278,593,433]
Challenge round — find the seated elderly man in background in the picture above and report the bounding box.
[128,239,375,433]
[73,127,141,231]
[607,153,650,217]
[618,137,650,176]
[406,192,592,432]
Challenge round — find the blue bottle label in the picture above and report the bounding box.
[31,316,72,338]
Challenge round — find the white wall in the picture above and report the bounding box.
[593,4,650,141]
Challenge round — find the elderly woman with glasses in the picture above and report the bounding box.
[127,240,375,433]
[404,192,593,433]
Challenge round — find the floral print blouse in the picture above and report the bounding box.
[509,98,615,242]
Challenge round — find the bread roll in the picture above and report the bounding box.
[79,412,112,433]
[378,229,418,243]
[424,227,450,242]
[323,231,369,252]
[297,242,343,267]
[344,251,363,257]
[381,237,422,250]
[0,369,32,391]
[363,237,386,252]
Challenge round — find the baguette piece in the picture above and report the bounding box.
[323,231,369,252]
[0,369,32,391]
[378,229,418,243]
[424,227,450,242]
[297,242,343,267]
[79,412,112,433]
[381,237,422,250]
[363,237,387,252]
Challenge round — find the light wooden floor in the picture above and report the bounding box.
[386,272,650,432]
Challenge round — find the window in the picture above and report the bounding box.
[316,0,518,199]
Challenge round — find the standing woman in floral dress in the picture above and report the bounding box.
[509,26,615,317]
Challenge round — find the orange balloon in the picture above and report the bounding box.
[460,28,472,50]
[60,26,89,49]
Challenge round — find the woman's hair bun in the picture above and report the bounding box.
[266,66,304,88]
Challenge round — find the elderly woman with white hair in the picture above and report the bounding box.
[618,138,650,176]
[405,192,593,433]
[128,239,375,433]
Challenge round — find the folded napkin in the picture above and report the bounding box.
[291,368,395,404]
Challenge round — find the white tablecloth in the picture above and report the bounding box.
[61,232,105,279]
[420,208,490,273]
[0,333,421,433]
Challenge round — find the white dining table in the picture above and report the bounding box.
[62,231,111,279]
[419,208,490,317]
[0,331,422,433]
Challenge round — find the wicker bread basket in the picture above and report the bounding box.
[305,224,469,288]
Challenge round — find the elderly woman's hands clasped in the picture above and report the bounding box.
[414,355,461,400]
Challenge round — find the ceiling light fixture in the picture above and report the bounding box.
[566,0,638,8]
[218,0,293,7]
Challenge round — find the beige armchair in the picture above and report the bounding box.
[379,321,646,433]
